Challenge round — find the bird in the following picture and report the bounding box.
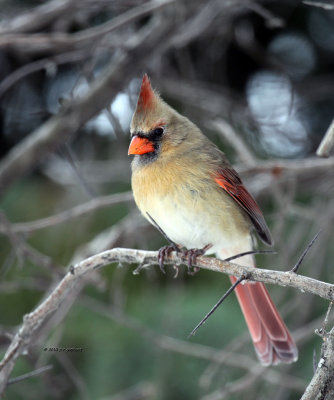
[128,74,298,365]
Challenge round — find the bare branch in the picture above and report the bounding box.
[0,0,176,55]
[3,192,132,235]
[0,0,77,34]
[210,119,257,166]
[0,50,87,99]
[102,381,156,400]
[301,327,334,400]
[0,11,172,197]
[316,118,334,158]
[303,1,334,10]
[8,365,52,386]
[0,247,333,395]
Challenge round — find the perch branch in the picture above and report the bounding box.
[0,247,333,395]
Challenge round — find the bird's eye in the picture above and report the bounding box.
[153,127,164,137]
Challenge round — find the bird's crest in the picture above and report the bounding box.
[136,74,155,113]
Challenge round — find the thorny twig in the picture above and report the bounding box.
[188,274,249,337]
[290,231,320,273]
[0,247,333,396]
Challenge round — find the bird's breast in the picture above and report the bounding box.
[131,158,250,253]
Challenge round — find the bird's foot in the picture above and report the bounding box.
[158,243,212,276]
[158,244,181,274]
[184,244,212,275]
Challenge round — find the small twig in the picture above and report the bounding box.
[323,302,333,330]
[245,2,284,28]
[313,349,317,373]
[188,274,249,338]
[0,50,86,99]
[211,119,257,166]
[8,365,53,385]
[316,118,334,157]
[316,301,334,338]
[223,250,276,262]
[2,191,133,234]
[0,212,59,272]
[290,231,320,273]
[303,1,334,10]
[59,145,96,198]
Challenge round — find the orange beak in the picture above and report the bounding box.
[128,135,155,155]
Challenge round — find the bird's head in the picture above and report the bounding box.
[128,74,193,163]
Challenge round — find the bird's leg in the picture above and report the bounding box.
[184,244,212,275]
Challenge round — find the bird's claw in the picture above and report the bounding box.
[185,244,212,275]
[173,264,180,278]
[158,244,180,274]
[158,243,212,276]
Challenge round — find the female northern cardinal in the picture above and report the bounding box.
[128,74,298,365]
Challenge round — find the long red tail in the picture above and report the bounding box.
[230,276,298,365]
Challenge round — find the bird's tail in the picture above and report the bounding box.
[218,245,298,365]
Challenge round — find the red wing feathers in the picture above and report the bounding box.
[214,167,273,245]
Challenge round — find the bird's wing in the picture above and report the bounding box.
[214,167,273,245]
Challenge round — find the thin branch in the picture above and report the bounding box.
[0,0,176,55]
[316,118,334,158]
[210,119,257,166]
[201,367,264,400]
[146,212,179,250]
[223,250,275,262]
[0,50,87,99]
[101,381,156,400]
[55,353,89,400]
[301,327,334,400]
[0,0,77,34]
[316,301,333,338]
[290,231,321,273]
[4,192,133,234]
[189,275,248,337]
[238,157,334,177]
[303,1,334,10]
[8,365,52,386]
[0,212,60,272]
